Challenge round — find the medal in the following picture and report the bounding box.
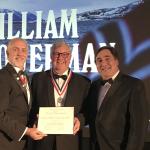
[57,97,62,103]
[51,69,72,106]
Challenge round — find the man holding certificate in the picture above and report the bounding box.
[30,40,91,150]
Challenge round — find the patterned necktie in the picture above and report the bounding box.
[18,70,31,105]
[18,70,28,87]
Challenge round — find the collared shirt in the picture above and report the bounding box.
[97,70,120,110]
[14,67,30,104]
[112,70,120,81]
[13,66,29,141]
[54,69,69,107]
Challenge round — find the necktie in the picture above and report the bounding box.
[53,74,67,80]
[97,82,111,110]
[18,70,25,76]
[18,70,31,103]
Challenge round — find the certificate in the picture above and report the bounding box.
[38,107,74,134]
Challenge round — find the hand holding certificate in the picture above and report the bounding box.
[38,107,74,134]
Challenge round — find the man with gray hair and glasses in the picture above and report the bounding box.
[30,40,91,150]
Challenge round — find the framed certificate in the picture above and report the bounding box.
[38,107,74,134]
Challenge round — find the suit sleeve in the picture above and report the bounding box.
[0,74,26,140]
[29,74,39,127]
[83,81,98,143]
[77,78,91,127]
[126,80,148,150]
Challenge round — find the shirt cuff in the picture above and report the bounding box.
[18,127,28,141]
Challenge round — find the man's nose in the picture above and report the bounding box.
[17,48,24,54]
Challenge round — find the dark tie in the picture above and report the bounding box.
[53,74,67,80]
[97,79,113,110]
[97,82,111,110]
[101,78,113,85]
[18,70,26,76]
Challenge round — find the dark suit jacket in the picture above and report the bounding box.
[87,72,148,150]
[30,69,91,150]
[0,63,31,150]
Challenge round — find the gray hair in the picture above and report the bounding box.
[50,40,70,56]
[7,38,28,51]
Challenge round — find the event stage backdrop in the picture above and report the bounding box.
[0,0,150,116]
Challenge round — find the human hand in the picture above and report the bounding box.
[26,127,47,140]
[73,117,80,135]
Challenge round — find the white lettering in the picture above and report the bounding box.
[7,12,20,39]
[69,44,80,72]
[81,43,97,72]
[59,9,78,38]
[0,13,5,39]
[22,12,34,39]
[30,44,43,72]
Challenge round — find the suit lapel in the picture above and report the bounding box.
[46,70,55,107]
[98,73,123,115]
[5,63,29,106]
[92,80,102,116]
[64,72,75,106]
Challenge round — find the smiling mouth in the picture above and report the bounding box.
[101,67,111,72]
[15,58,21,61]
[56,60,65,63]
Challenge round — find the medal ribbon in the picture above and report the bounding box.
[51,69,72,97]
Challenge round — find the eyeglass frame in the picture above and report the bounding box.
[52,51,71,58]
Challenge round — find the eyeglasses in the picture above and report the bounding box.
[53,52,70,58]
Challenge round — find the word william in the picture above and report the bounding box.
[0,9,78,39]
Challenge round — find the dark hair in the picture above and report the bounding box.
[95,46,119,60]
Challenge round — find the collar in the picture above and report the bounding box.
[8,62,24,74]
[14,67,21,74]
[53,69,69,76]
[112,70,120,80]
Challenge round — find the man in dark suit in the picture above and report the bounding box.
[0,38,46,150]
[87,46,148,150]
[30,40,91,150]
